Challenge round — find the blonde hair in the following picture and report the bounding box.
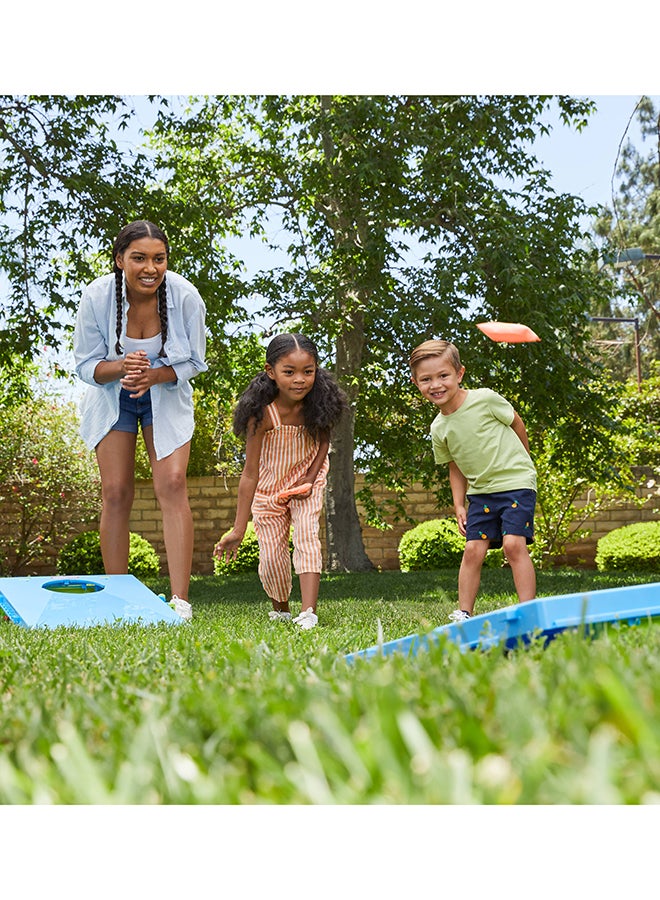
[409,340,462,375]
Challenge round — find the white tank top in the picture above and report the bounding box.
[123,333,162,362]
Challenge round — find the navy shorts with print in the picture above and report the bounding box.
[466,489,536,548]
[111,387,154,433]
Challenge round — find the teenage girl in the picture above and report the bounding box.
[214,334,347,629]
[74,220,207,619]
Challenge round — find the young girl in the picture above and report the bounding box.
[74,220,207,620]
[214,334,347,629]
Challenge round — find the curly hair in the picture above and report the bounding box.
[233,333,348,440]
[112,220,169,358]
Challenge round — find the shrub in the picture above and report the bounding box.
[595,521,660,573]
[0,397,100,575]
[398,518,504,571]
[214,522,261,575]
[614,361,660,469]
[57,530,161,579]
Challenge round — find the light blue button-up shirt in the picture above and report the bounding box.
[74,270,208,460]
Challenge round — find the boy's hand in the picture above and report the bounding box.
[455,506,467,536]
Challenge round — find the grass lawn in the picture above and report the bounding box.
[1,566,660,804]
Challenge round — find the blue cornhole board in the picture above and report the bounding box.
[344,581,660,663]
[0,574,184,629]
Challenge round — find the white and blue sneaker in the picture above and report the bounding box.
[293,608,318,630]
[169,595,192,621]
[448,609,471,623]
[269,610,292,622]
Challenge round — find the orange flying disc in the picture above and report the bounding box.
[476,322,541,343]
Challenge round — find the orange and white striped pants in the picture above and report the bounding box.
[252,478,326,605]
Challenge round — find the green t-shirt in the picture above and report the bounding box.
[431,388,537,494]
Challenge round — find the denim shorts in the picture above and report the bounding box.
[111,387,153,433]
[466,489,536,548]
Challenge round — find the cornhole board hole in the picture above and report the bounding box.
[344,581,660,663]
[0,574,184,629]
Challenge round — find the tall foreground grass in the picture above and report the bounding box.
[1,567,659,804]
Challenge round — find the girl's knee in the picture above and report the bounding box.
[258,555,292,601]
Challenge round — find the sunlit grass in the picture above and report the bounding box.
[1,567,658,803]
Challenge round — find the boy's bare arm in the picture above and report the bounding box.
[448,461,468,536]
[511,411,531,454]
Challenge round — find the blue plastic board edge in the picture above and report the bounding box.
[344,581,660,663]
[0,591,25,626]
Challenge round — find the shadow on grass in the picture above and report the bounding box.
[171,566,653,608]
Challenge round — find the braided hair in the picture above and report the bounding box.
[233,333,348,440]
[112,220,169,357]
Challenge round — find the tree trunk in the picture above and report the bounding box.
[325,408,374,571]
[317,96,374,570]
[325,314,375,572]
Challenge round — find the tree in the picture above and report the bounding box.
[593,95,660,379]
[150,95,618,570]
[0,95,167,371]
[530,373,640,566]
[0,95,258,471]
[0,354,36,407]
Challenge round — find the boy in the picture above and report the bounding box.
[410,339,537,622]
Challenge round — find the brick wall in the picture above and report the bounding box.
[130,476,474,574]
[559,479,660,565]
[158,473,660,574]
[6,472,659,576]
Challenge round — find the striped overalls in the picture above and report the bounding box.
[251,402,329,605]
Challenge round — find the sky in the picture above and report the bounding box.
[534,95,658,210]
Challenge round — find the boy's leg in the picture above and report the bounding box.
[501,490,536,603]
[457,539,491,614]
[502,534,536,602]
[460,493,502,617]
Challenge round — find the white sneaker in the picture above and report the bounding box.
[293,608,318,630]
[268,610,292,622]
[169,595,192,621]
[448,609,471,623]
